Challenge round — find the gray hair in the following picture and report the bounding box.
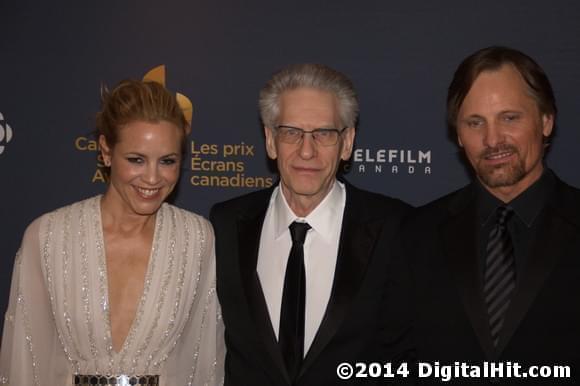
[259,63,359,128]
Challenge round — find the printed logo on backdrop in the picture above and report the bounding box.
[345,146,432,175]
[144,66,273,188]
[0,112,14,155]
[189,139,273,188]
[74,65,273,188]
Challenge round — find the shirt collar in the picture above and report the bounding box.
[273,180,345,241]
[477,168,555,227]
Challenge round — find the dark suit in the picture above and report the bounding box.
[400,172,580,385]
[210,181,410,385]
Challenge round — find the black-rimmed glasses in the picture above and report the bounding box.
[275,125,347,146]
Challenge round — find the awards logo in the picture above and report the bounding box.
[75,65,273,188]
[347,146,432,175]
[0,112,14,155]
[143,65,193,126]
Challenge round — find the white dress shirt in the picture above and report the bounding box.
[257,180,346,354]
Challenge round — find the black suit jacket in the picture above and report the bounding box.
[399,173,580,385]
[210,182,410,385]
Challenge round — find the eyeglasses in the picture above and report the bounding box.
[275,125,347,146]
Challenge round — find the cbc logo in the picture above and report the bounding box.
[0,112,14,155]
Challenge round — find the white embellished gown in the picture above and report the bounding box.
[0,196,224,385]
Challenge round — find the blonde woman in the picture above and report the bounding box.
[0,80,224,385]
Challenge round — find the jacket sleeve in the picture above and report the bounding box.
[0,218,69,385]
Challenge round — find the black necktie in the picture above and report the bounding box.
[279,221,311,381]
[484,206,516,347]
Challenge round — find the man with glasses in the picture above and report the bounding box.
[211,63,411,385]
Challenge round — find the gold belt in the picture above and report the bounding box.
[73,374,159,385]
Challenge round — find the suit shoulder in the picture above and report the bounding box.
[555,176,580,200]
[404,185,470,225]
[551,176,580,226]
[210,188,272,219]
[346,184,412,217]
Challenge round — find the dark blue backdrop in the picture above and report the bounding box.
[1,0,579,332]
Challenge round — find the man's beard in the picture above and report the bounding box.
[475,144,526,188]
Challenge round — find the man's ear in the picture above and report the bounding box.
[340,127,356,161]
[542,114,554,138]
[264,126,278,160]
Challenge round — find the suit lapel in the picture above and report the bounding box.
[237,193,291,384]
[300,185,381,375]
[441,186,496,359]
[497,182,578,354]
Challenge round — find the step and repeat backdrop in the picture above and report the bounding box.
[1,1,579,330]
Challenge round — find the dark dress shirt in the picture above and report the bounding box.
[476,168,556,291]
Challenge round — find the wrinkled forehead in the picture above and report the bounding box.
[277,87,342,127]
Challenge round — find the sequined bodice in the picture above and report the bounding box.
[0,196,223,385]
